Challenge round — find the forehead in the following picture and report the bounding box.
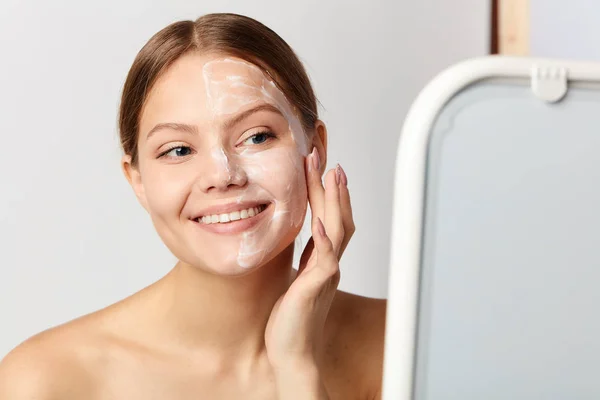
[139,53,280,135]
[203,55,268,84]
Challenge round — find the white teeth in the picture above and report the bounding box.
[197,204,266,225]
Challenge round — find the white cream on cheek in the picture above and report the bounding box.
[234,148,306,267]
[201,58,310,269]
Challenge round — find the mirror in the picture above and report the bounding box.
[383,56,600,399]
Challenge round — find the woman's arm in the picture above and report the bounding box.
[0,339,61,400]
[0,331,91,400]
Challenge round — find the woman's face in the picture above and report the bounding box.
[124,53,314,275]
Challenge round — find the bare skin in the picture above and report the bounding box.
[0,285,385,399]
[0,52,386,399]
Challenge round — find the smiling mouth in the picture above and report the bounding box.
[195,204,269,225]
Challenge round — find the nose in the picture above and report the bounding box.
[196,147,247,193]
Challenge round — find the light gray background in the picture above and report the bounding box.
[531,0,600,60]
[414,81,600,399]
[0,0,489,358]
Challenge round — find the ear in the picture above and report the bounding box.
[121,154,149,212]
[311,119,328,176]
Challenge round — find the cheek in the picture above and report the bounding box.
[142,167,189,218]
[242,147,305,195]
[240,147,308,231]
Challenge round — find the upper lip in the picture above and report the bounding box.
[191,201,269,220]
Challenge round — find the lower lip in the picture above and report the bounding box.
[191,204,273,235]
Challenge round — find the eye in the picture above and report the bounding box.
[242,131,277,146]
[158,145,193,159]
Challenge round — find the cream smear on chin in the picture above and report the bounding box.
[202,58,310,269]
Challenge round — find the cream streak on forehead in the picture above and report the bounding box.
[202,58,309,154]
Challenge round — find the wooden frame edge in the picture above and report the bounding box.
[498,0,530,55]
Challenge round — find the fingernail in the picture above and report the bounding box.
[338,164,348,186]
[317,217,326,237]
[312,147,320,171]
[335,164,341,185]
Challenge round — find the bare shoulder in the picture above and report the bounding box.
[0,316,105,399]
[325,290,387,399]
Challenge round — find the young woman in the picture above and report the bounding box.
[0,13,386,400]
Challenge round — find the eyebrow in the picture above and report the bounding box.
[145,103,284,140]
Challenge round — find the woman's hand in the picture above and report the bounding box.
[265,147,355,399]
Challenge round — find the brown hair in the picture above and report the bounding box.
[118,13,319,167]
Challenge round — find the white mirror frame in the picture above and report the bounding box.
[381,55,600,400]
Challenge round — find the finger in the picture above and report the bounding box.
[302,217,334,276]
[306,147,325,222]
[297,218,340,296]
[312,217,338,279]
[324,166,344,254]
[337,164,355,258]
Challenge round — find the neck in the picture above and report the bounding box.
[144,243,295,366]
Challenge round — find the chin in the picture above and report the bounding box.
[186,237,297,278]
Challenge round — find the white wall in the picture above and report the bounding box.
[0,0,490,358]
[530,0,600,60]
